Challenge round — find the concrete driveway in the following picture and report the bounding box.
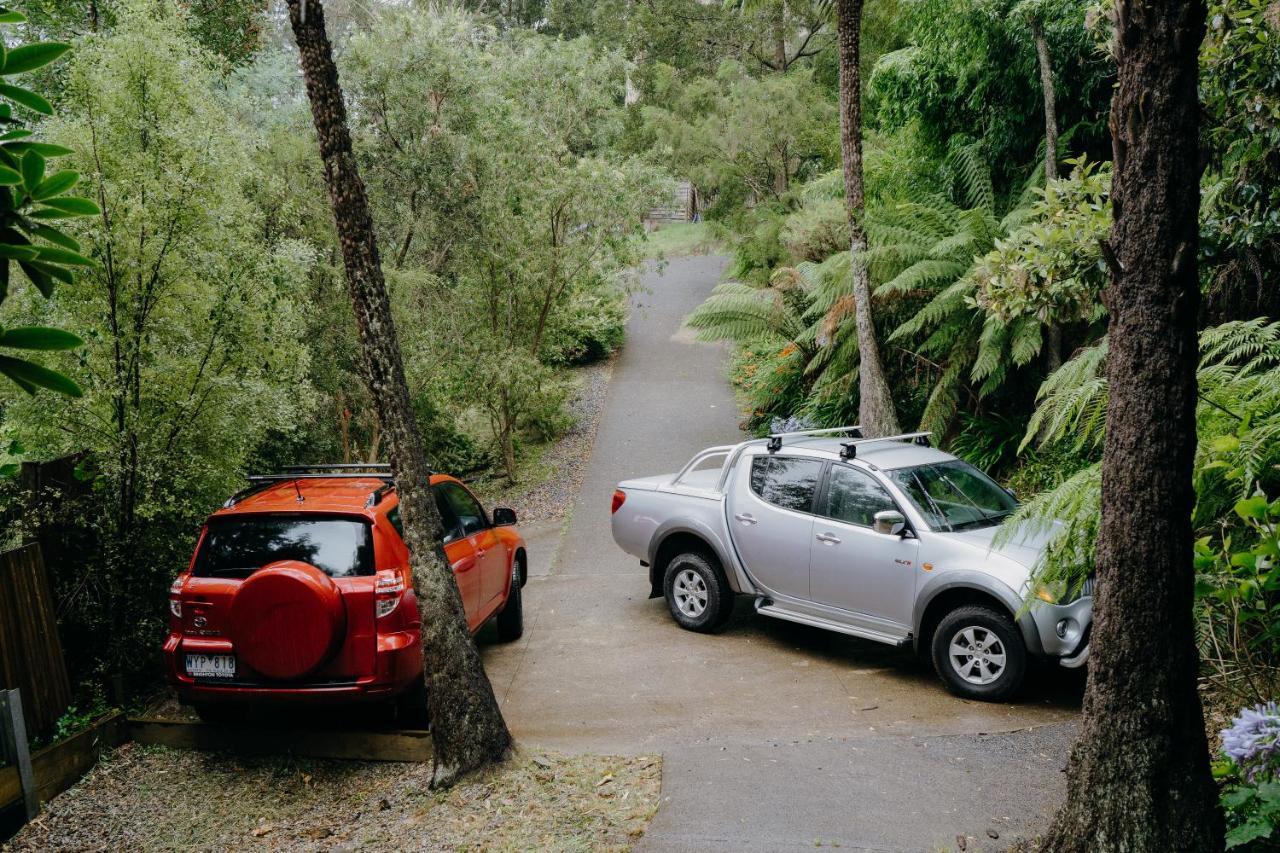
[481,255,1082,851]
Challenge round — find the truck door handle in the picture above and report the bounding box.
[733,513,757,525]
[816,532,841,545]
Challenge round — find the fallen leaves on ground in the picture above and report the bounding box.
[3,743,662,852]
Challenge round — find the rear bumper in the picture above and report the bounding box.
[165,630,423,705]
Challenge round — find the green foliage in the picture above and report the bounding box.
[1218,763,1280,850]
[0,9,96,397]
[643,60,837,215]
[868,0,1111,188]
[0,1,312,683]
[1011,320,1280,620]
[970,157,1110,327]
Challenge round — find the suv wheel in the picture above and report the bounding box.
[663,552,733,633]
[931,605,1026,701]
[494,558,524,642]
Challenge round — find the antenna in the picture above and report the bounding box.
[292,478,305,503]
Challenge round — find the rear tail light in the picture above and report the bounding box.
[611,489,626,514]
[376,570,406,619]
[169,577,184,619]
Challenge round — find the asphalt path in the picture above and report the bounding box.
[481,254,1082,851]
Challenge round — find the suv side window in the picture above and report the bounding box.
[388,490,464,546]
[439,483,488,536]
[749,455,824,513]
[822,465,897,527]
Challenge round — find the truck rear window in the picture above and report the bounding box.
[194,516,374,578]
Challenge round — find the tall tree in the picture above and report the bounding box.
[1016,0,1064,368]
[284,0,511,787]
[835,0,900,436]
[1040,0,1223,845]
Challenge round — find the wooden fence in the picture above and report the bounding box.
[0,545,70,739]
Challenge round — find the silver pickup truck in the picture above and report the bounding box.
[610,427,1091,701]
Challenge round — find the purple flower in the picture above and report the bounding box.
[1222,702,1280,781]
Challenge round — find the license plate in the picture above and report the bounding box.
[185,654,236,679]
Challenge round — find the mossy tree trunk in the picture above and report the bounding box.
[1040,0,1223,846]
[835,0,900,438]
[285,0,511,788]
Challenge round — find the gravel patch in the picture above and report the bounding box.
[5,745,660,852]
[470,357,615,524]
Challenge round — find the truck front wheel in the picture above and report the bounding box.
[663,552,733,633]
[931,605,1027,701]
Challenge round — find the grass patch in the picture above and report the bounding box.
[641,221,719,258]
[9,744,662,851]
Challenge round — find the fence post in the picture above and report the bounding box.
[0,688,38,820]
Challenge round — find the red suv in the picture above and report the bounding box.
[163,465,526,720]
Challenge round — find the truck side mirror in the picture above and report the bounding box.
[873,510,906,536]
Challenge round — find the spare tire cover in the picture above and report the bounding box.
[228,560,346,680]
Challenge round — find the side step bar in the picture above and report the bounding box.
[755,601,912,648]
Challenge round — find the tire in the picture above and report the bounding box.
[931,604,1027,702]
[495,557,524,642]
[663,551,734,633]
[396,678,430,729]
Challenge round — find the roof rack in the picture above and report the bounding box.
[224,463,397,508]
[767,425,863,453]
[838,431,932,460]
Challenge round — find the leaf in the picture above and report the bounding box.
[0,164,20,184]
[0,463,17,478]
[20,149,43,190]
[34,196,98,217]
[32,170,77,200]
[26,260,72,285]
[30,224,78,251]
[0,326,83,350]
[0,243,39,261]
[34,246,92,267]
[0,83,50,115]
[0,128,30,141]
[4,142,72,158]
[17,260,52,296]
[0,12,27,24]
[1237,496,1270,521]
[0,43,71,76]
[1226,820,1273,848]
[0,354,81,396]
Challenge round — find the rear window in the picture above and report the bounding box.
[194,515,374,578]
[749,455,823,513]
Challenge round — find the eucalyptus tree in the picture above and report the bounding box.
[834,0,899,436]
[284,0,512,785]
[1039,0,1224,843]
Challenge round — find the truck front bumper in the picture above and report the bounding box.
[1030,595,1092,664]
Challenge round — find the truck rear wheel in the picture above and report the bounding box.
[663,552,733,633]
[931,604,1026,701]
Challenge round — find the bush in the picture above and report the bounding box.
[541,286,627,366]
[1218,703,1280,849]
[781,198,851,263]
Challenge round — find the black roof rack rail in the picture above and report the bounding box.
[224,464,399,509]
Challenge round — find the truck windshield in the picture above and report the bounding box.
[888,460,1017,532]
[195,515,374,578]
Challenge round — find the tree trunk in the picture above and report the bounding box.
[1040,0,1222,846]
[285,0,511,788]
[1032,20,1063,370]
[772,3,788,71]
[1032,21,1059,183]
[835,0,900,438]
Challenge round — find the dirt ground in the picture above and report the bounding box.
[4,745,660,852]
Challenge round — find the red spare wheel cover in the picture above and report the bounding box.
[228,560,347,680]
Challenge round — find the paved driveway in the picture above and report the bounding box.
[481,255,1081,851]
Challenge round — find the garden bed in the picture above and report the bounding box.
[4,745,661,851]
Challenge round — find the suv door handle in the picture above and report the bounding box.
[816,532,841,545]
[733,513,757,525]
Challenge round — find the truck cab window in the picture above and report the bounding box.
[749,455,823,513]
